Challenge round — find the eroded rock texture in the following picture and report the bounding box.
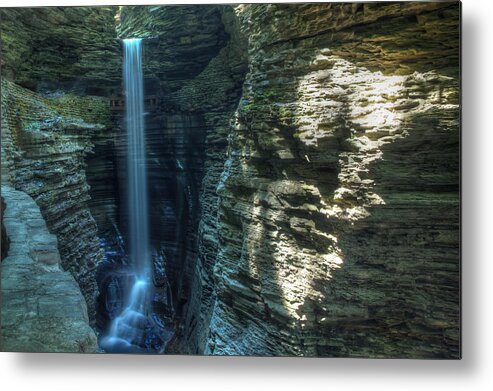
[115,5,248,353]
[0,3,459,357]
[0,7,122,327]
[1,79,109,322]
[0,185,97,352]
[0,7,121,94]
[200,2,460,358]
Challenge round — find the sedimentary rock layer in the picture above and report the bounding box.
[116,5,248,353]
[116,5,229,95]
[1,79,108,322]
[0,7,121,94]
[0,185,97,352]
[202,2,460,358]
[0,3,460,357]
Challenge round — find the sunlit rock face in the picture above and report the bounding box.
[203,3,460,358]
[0,3,459,357]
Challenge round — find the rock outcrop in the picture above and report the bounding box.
[0,185,97,352]
[0,7,122,326]
[0,7,121,95]
[115,5,248,353]
[1,7,123,245]
[116,3,460,358]
[1,79,108,322]
[116,5,229,96]
[0,3,460,357]
[199,2,460,358]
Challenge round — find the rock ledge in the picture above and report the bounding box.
[0,185,97,353]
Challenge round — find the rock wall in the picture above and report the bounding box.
[116,5,248,353]
[1,78,109,322]
[1,7,122,326]
[116,5,229,96]
[84,119,121,237]
[0,185,97,352]
[0,7,121,95]
[174,6,248,354]
[202,2,460,358]
[0,3,460,357]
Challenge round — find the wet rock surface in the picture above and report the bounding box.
[0,185,97,352]
[116,5,229,96]
[117,3,460,357]
[116,5,248,354]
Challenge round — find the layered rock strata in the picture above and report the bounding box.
[1,6,122,247]
[0,7,121,94]
[0,3,460,357]
[0,185,97,352]
[201,2,460,358]
[1,79,108,322]
[116,5,248,353]
[174,7,248,354]
[116,5,229,95]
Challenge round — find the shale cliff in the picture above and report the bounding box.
[0,7,120,94]
[198,2,460,358]
[115,5,248,352]
[1,3,460,357]
[1,79,109,322]
[1,7,120,324]
[115,3,460,358]
[0,185,97,352]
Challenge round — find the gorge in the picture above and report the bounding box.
[0,2,460,358]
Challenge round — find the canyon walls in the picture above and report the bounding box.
[115,5,248,352]
[0,79,110,322]
[1,3,460,357]
[114,3,460,357]
[1,7,121,324]
[199,2,460,358]
[0,7,121,95]
[0,185,97,352]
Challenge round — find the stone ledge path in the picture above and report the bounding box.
[0,185,97,352]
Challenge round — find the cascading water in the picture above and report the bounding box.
[100,38,152,352]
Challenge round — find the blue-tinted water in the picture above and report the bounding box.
[100,38,153,352]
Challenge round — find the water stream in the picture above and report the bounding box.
[100,38,153,352]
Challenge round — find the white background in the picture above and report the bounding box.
[0,0,490,390]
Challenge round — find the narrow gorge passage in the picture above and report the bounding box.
[0,3,460,358]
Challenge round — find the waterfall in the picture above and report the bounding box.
[124,38,150,277]
[101,38,152,352]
